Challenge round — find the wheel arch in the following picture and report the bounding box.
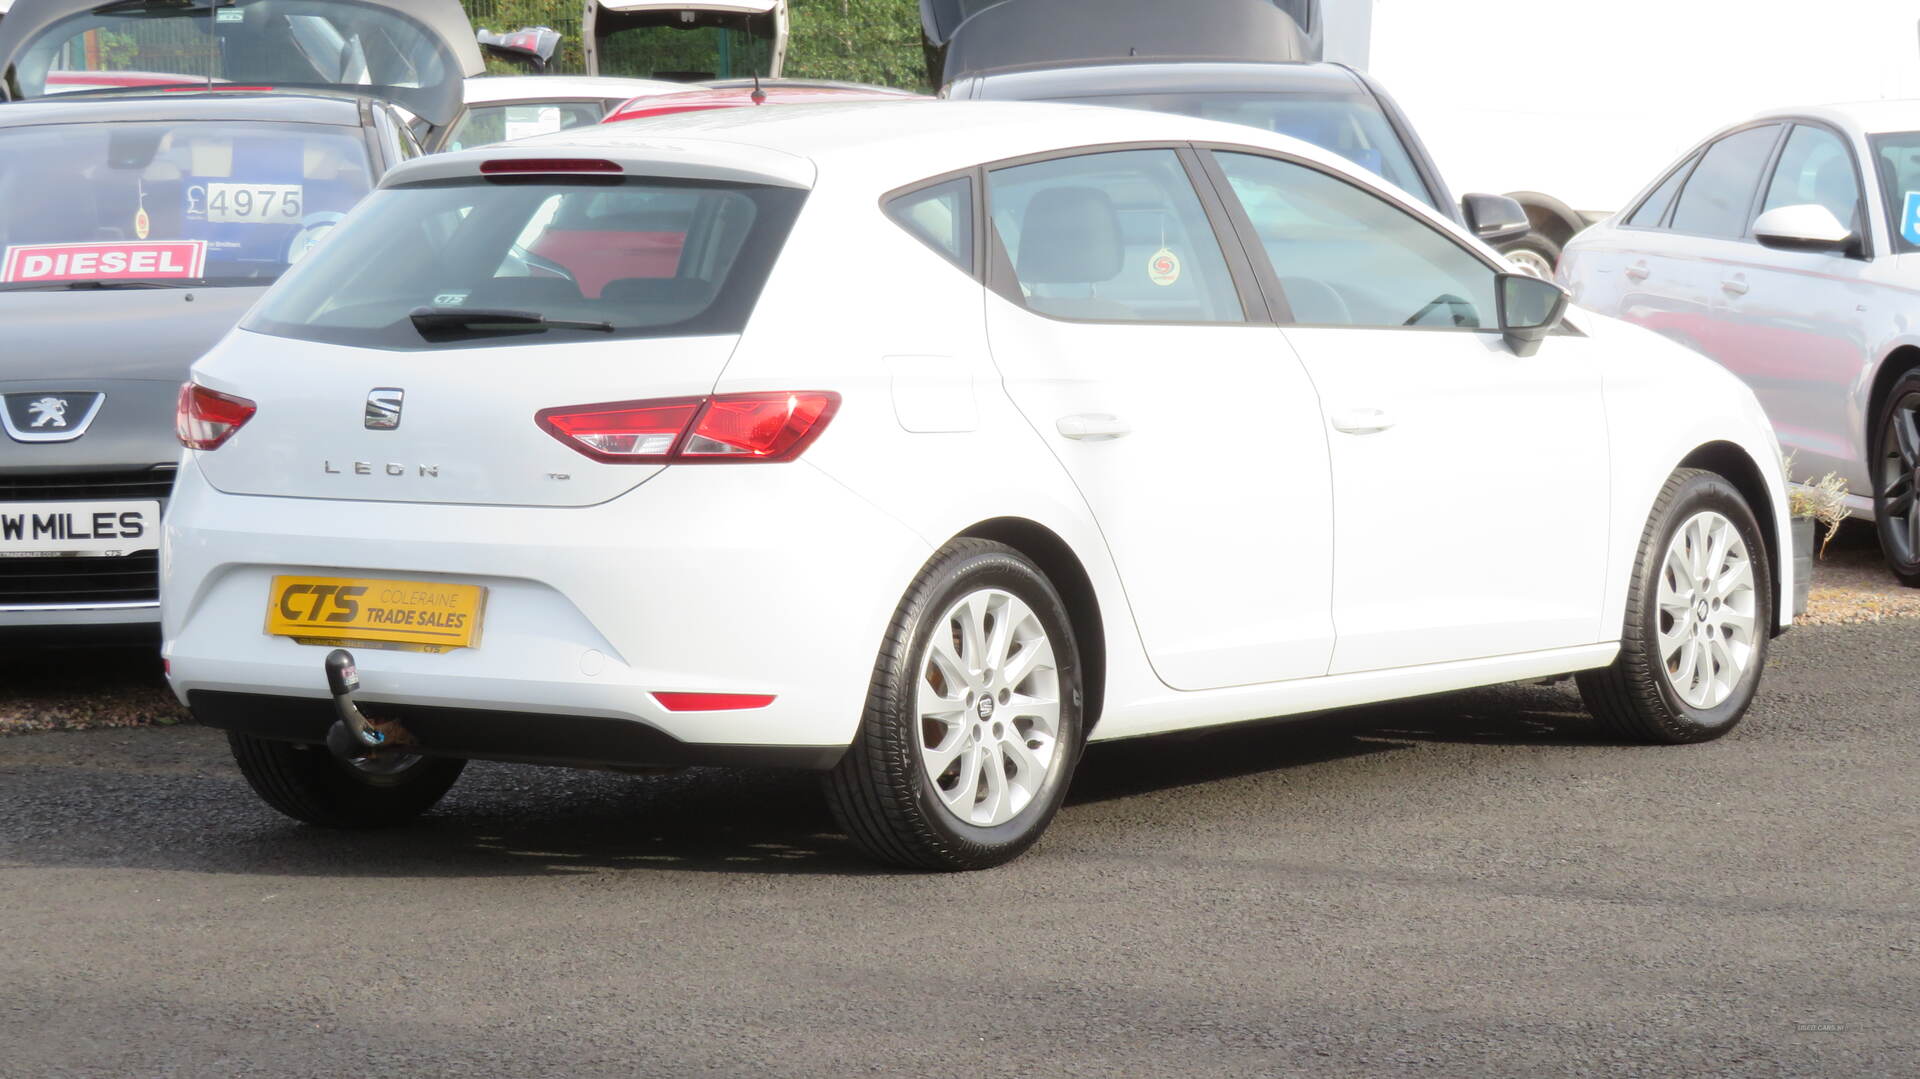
[1505,190,1588,249]
[1866,345,1920,453]
[957,517,1106,733]
[1678,440,1785,634]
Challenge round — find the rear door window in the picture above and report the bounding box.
[1669,125,1782,239]
[986,149,1243,323]
[245,176,805,348]
[1625,155,1695,228]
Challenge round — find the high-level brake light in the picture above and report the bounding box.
[176,382,256,450]
[536,392,840,463]
[479,158,623,175]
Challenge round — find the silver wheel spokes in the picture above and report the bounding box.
[1655,510,1758,710]
[917,588,1061,828]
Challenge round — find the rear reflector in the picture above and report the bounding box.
[536,392,839,463]
[176,382,256,450]
[479,158,623,175]
[652,692,776,712]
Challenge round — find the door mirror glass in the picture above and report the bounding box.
[1752,203,1856,254]
[1461,192,1529,244]
[1497,272,1568,357]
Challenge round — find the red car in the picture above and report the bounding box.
[600,79,918,124]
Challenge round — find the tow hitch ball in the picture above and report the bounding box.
[322,648,413,761]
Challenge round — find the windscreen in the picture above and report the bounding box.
[0,119,372,290]
[244,176,805,348]
[1049,89,1436,210]
[5,0,461,123]
[1872,131,1920,254]
[594,10,774,81]
[442,101,605,152]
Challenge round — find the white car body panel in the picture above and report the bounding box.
[1560,102,1920,518]
[164,102,1791,760]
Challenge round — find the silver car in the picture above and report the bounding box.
[1559,101,1920,584]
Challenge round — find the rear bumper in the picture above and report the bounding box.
[162,454,933,755]
[191,690,847,770]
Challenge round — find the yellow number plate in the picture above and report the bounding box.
[265,575,485,651]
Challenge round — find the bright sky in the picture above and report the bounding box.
[1362,0,1920,210]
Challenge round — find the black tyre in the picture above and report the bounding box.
[826,539,1084,871]
[1870,370,1920,586]
[1577,468,1772,744]
[228,732,465,828]
[1499,229,1561,279]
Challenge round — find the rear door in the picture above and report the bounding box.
[1648,124,1786,360]
[981,145,1336,691]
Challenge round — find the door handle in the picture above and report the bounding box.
[1330,407,1397,434]
[1721,276,1749,296]
[1625,261,1650,282]
[1055,412,1132,440]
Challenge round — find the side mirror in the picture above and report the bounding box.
[1753,203,1856,255]
[1497,272,1569,358]
[477,26,562,72]
[1462,192,1530,245]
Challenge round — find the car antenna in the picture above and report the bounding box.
[746,14,766,103]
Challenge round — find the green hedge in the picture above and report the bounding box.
[462,0,929,89]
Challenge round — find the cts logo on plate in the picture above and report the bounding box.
[1,391,105,443]
[364,388,405,430]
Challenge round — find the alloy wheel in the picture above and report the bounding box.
[1655,510,1759,709]
[917,587,1062,828]
[1504,247,1555,280]
[1877,392,1920,567]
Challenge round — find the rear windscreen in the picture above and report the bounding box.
[594,10,774,82]
[0,119,372,289]
[244,176,805,348]
[4,0,460,123]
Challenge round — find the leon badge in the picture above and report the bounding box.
[1147,247,1180,287]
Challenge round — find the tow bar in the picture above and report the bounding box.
[322,648,416,762]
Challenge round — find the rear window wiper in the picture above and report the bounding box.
[408,306,615,340]
[0,279,195,291]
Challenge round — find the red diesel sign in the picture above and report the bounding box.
[0,241,207,284]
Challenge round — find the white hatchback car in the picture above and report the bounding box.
[1558,102,1920,584]
[164,102,1791,870]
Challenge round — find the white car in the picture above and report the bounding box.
[1558,101,1920,584]
[163,102,1791,870]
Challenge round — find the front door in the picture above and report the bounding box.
[1207,148,1611,674]
[982,146,1336,691]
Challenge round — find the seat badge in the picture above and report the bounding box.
[365,388,404,430]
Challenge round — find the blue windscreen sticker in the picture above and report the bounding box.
[1903,192,1920,246]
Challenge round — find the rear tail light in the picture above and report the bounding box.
[176,382,256,450]
[536,392,839,463]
